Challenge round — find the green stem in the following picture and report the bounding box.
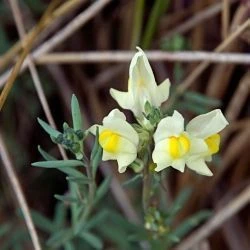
[86,163,96,206]
[131,0,145,48]
[74,159,96,234]
[142,163,151,213]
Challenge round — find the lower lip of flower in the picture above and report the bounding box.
[168,134,190,159]
[99,129,121,153]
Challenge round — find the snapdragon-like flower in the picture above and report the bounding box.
[90,109,139,173]
[110,47,170,119]
[152,109,228,176]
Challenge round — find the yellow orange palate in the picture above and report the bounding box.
[205,133,220,155]
[168,134,190,159]
[99,129,120,153]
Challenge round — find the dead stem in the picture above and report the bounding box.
[0,132,42,250]
[0,0,60,110]
[8,0,67,159]
[33,51,250,64]
[175,184,250,250]
[0,0,112,88]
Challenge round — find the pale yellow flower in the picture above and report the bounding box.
[90,109,139,173]
[152,109,228,176]
[110,47,170,119]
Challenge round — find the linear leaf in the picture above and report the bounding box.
[54,202,67,229]
[54,194,79,204]
[184,91,221,107]
[38,145,56,161]
[166,187,192,225]
[80,232,103,249]
[58,167,86,178]
[90,127,102,177]
[37,118,61,138]
[47,229,74,248]
[122,174,142,188]
[32,160,84,168]
[66,176,91,185]
[95,176,111,204]
[31,210,55,233]
[173,210,212,240]
[71,94,83,131]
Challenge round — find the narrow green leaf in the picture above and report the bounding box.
[58,167,86,178]
[37,118,61,138]
[184,91,221,107]
[122,174,143,188]
[66,176,91,185]
[182,102,210,115]
[64,241,75,250]
[95,176,111,204]
[91,147,102,178]
[166,188,192,224]
[47,229,74,248]
[141,0,170,49]
[173,210,212,239]
[71,94,83,131]
[54,194,79,204]
[80,232,103,249]
[32,160,84,168]
[54,202,67,230]
[31,210,55,233]
[90,127,103,177]
[38,145,56,161]
[83,210,109,231]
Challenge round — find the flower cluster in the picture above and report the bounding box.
[90,47,228,176]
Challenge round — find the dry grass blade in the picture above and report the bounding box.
[222,0,230,39]
[0,0,112,88]
[0,0,87,70]
[174,18,250,96]
[0,132,42,250]
[0,0,61,110]
[163,0,237,39]
[34,51,250,64]
[175,184,250,250]
[8,0,67,159]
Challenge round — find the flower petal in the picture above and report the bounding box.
[103,109,126,121]
[116,153,137,173]
[186,159,213,176]
[109,89,134,111]
[130,47,155,90]
[152,139,172,172]
[188,137,208,162]
[103,109,139,146]
[153,78,170,107]
[155,164,171,172]
[154,110,184,143]
[172,159,185,172]
[186,109,229,138]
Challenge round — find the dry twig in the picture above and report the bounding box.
[8,0,67,159]
[0,0,60,110]
[0,0,112,88]
[163,0,237,39]
[0,0,87,70]
[175,183,250,250]
[0,132,42,250]
[32,51,250,64]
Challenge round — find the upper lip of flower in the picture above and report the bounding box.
[110,47,170,119]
